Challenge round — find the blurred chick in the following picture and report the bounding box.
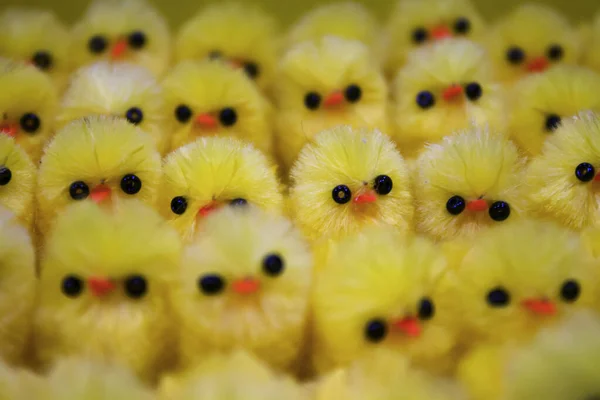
[160,137,283,242]
[172,207,312,372]
[393,39,506,158]
[162,60,273,154]
[0,57,58,161]
[383,0,485,78]
[486,4,579,83]
[289,126,413,242]
[582,12,600,72]
[175,2,279,92]
[36,116,162,237]
[413,127,526,241]
[57,62,169,154]
[274,36,388,171]
[0,136,36,228]
[0,8,71,90]
[70,0,171,77]
[312,226,455,375]
[34,200,182,383]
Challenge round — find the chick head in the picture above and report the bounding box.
[160,137,283,241]
[37,116,161,235]
[0,136,36,227]
[70,0,170,77]
[487,4,579,83]
[175,2,278,92]
[174,207,312,371]
[413,128,525,241]
[0,57,58,161]
[162,60,272,154]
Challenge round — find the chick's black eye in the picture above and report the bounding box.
[545,114,561,132]
[175,105,192,123]
[575,163,595,182]
[560,279,580,302]
[489,201,511,222]
[547,44,563,61]
[374,175,393,195]
[208,50,222,60]
[170,196,187,215]
[263,253,284,277]
[88,35,107,54]
[365,319,387,342]
[20,113,40,133]
[506,46,525,64]
[412,27,428,43]
[465,82,482,101]
[124,275,147,298]
[446,195,466,215]
[454,17,471,34]
[243,62,259,79]
[0,167,11,186]
[345,85,362,103]
[304,92,321,110]
[198,274,225,295]
[332,185,351,204]
[128,31,146,49]
[418,297,435,320]
[416,91,435,109]
[487,287,510,307]
[32,51,53,71]
[121,174,142,195]
[69,181,89,200]
[219,108,237,126]
[125,107,143,125]
[230,198,248,207]
[62,275,83,297]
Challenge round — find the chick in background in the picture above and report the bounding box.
[582,12,600,73]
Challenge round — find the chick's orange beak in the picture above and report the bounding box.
[111,39,128,60]
[442,85,464,101]
[232,278,261,294]
[526,57,549,73]
[522,299,556,315]
[195,114,218,130]
[88,277,116,297]
[228,59,242,68]
[90,185,112,204]
[0,123,18,138]
[354,189,377,204]
[197,202,221,219]
[324,91,344,108]
[392,317,422,337]
[594,173,600,182]
[431,25,452,40]
[466,199,488,212]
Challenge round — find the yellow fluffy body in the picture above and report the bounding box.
[393,39,506,158]
[274,36,388,171]
[58,62,170,154]
[34,200,182,383]
[172,207,312,372]
[162,60,273,154]
[289,126,413,242]
[582,12,600,72]
[0,136,36,228]
[160,137,284,242]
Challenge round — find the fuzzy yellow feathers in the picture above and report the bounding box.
[0,136,36,228]
[582,12,600,73]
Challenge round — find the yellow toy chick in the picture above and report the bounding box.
[172,207,312,372]
[70,0,171,77]
[486,4,579,83]
[289,126,413,242]
[160,137,283,242]
[274,36,388,171]
[34,200,182,383]
[162,60,273,154]
[175,2,279,92]
[0,136,36,228]
[582,12,600,72]
[57,62,170,154]
[0,57,58,161]
[36,116,162,237]
[393,39,506,158]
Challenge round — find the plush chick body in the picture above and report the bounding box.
[58,62,169,154]
[160,137,283,242]
[0,58,58,161]
[172,207,312,372]
[70,0,170,77]
[0,136,36,228]
[275,36,388,171]
[37,116,161,237]
[582,13,600,72]
[393,39,505,158]
[162,60,272,154]
[290,126,413,242]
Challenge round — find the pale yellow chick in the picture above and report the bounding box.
[0,136,36,228]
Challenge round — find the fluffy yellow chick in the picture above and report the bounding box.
[70,0,170,77]
[312,226,455,375]
[57,62,169,154]
[289,126,413,242]
[413,128,526,241]
[486,4,579,83]
[0,57,58,161]
[0,136,36,228]
[160,137,283,242]
[172,207,312,372]
[526,111,600,230]
[0,8,70,90]
[582,13,600,72]
[274,36,388,171]
[36,116,161,237]
[175,2,279,92]
[393,39,506,158]
[34,200,182,383]
[162,60,273,154]
[383,0,485,78]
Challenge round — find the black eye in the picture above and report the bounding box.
[373,175,393,195]
[547,44,563,61]
[304,92,321,110]
[364,319,387,342]
[208,50,222,60]
[0,167,11,186]
[418,297,435,320]
[487,287,510,307]
[243,62,259,79]
[454,17,471,34]
[332,185,351,204]
[219,108,237,127]
[263,253,284,277]
[125,107,143,125]
[120,174,142,195]
[88,35,108,54]
[465,82,482,101]
[575,163,595,182]
[170,196,188,215]
[124,275,147,298]
[128,31,146,49]
[344,85,362,103]
[489,201,511,222]
[32,51,53,71]
[198,274,225,295]
[69,181,89,200]
[560,279,580,302]
[62,275,84,298]
[506,46,525,64]
[545,114,561,132]
[230,198,248,207]
[175,105,192,123]
[446,195,466,215]
[20,113,40,133]
[412,27,428,43]
[416,91,435,109]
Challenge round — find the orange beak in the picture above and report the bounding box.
[353,189,377,204]
[197,202,220,218]
[526,57,549,73]
[232,278,261,294]
[110,39,128,60]
[431,25,452,40]
[466,199,488,212]
[594,173,600,182]
[88,277,116,297]
[0,123,18,138]
[195,114,218,130]
[228,59,242,68]
[442,85,464,101]
[522,299,556,315]
[392,317,422,337]
[89,185,112,204]
[323,91,344,108]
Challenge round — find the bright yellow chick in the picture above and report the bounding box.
[57,62,170,154]
[36,116,162,237]
[160,137,283,242]
[175,2,279,92]
[274,36,388,171]
[34,200,182,383]
[172,207,312,372]
[393,39,506,158]
[486,4,580,83]
[0,57,58,161]
[162,60,273,154]
[413,127,526,241]
[0,136,36,228]
[289,126,413,242]
[582,12,600,72]
[70,0,171,77]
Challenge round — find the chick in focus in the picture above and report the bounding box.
[0,136,36,228]
[70,0,170,77]
[36,116,161,237]
[582,12,600,72]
